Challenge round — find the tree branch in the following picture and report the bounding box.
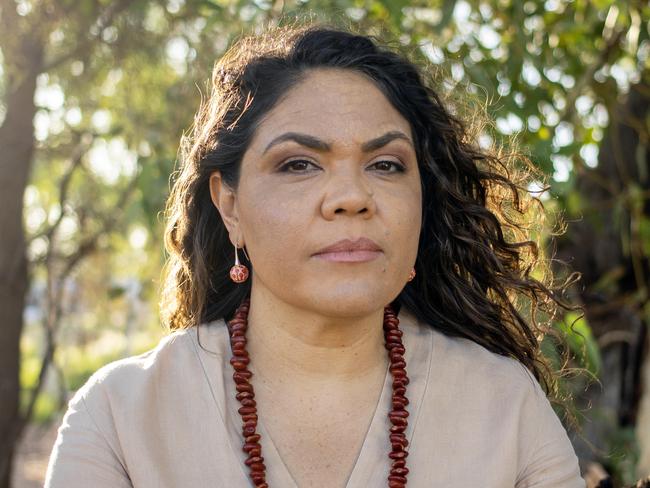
[26,132,93,247]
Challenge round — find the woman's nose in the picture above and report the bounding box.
[320,167,377,219]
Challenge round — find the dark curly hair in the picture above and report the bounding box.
[161,20,584,427]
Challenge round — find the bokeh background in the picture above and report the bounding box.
[1,0,649,486]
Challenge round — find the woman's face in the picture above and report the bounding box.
[211,68,422,317]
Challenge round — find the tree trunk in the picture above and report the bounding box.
[0,31,43,487]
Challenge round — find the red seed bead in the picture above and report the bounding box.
[390,433,406,443]
[245,456,265,466]
[393,467,410,476]
[389,417,407,428]
[231,355,250,365]
[389,450,408,460]
[390,437,409,449]
[241,398,256,407]
[236,383,254,393]
[243,443,260,455]
[390,360,406,369]
[230,321,246,330]
[234,371,253,381]
[236,391,254,401]
[392,400,408,410]
[251,473,265,484]
[390,410,409,419]
[391,370,407,381]
[230,360,249,370]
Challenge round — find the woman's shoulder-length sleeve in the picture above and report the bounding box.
[514,365,586,488]
[44,363,133,488]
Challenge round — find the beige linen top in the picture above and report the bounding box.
[45,307,586,487]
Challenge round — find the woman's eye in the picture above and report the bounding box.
[370,160,406,173]
[278,159,405,173]
[279,159,319,173]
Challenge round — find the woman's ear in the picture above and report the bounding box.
[209,171,240,240]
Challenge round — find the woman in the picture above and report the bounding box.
[45,22,586,487]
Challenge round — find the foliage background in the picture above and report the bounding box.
[1,0,649,486]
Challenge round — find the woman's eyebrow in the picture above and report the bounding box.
[261,130,413,155]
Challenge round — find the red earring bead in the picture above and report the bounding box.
[408,268,416,282]
[230,245,249,283]
[230,265,249,283]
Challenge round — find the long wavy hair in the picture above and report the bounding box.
[161,21,584,426]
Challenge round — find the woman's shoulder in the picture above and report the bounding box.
[438,325,535,372]
[409,319,583,486]
[46,321,229,487]
[408,313,543,401]
[69,323,219,410]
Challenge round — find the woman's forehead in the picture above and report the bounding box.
[247,69,413,154]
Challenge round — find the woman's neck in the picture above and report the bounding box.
[245,284,388,386]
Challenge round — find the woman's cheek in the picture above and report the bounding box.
[242,196,309,275]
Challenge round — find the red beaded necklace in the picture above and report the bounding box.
[227,297,411,487]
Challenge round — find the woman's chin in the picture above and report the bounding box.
[252,271,404,316]
[294,291,396,318]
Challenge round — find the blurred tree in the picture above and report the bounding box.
[1,0,649,486]
[0,0,239,485]
[376,0,649,482]
[0,3,41,484]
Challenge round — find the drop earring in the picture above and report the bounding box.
[229,244,249,283]
[408,267,416,282]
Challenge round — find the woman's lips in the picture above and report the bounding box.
[312,250,383,262]
[312,237,383,260]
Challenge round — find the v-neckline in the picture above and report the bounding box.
[209,307,433,487]
[253,357,392,488]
